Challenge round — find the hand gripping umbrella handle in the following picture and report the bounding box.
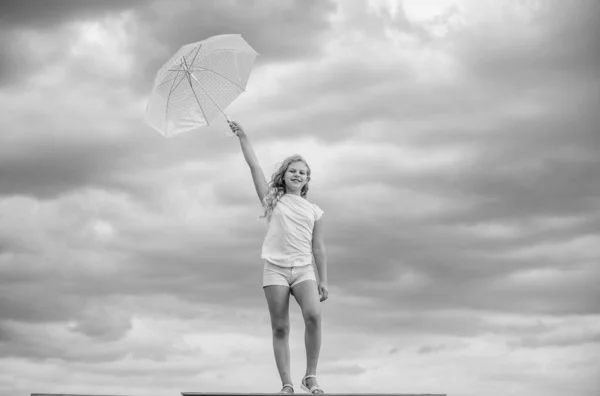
[226,120,240,137]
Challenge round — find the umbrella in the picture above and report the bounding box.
[145,34,259,137]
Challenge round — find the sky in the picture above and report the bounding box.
[0,0,599,395]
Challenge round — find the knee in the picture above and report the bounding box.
[272,321,290,338]
[304,310,321,328]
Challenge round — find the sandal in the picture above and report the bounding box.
[280,384,294,394]
[300,375,324,394]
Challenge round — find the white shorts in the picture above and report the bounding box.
[262,260,317,288]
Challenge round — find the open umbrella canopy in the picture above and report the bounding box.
[145,34,259,137]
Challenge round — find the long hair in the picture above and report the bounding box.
[260,154,311,222]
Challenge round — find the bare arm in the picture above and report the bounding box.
[312,218,328,302]
[229,121,269,204]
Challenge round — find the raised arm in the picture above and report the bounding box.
[229,121,269,204]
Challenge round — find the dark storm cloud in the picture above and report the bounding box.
[243,0,600,145]
[417,344,446,355]
[0,205,263,328]
[0,244,248,361]
[0,0,140,86]
[454,0,600,87]
[0,117,235,200]
[69,307,133,341]
[510,330,600,349]
[319,203,600,316]
[0,327,128,362]
[129,0,338,93]
[0,316,196,363]
[0,0,139,28]
[0,138,132,199]
[138,0,337,62]
[301,150,599,317]
[0,267,92,324]
[0,0,337,88]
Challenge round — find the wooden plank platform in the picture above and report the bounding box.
[183,394,446,396]
[32,393,447,396]
[182,393,446,396]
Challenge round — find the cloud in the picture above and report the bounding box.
[0,0,140,87]
[0,0,139,28]
[0,0,337,89]
[512,328,600,349]
[452,0,600,85]
[417,344,447,354]
[320,362,367,375]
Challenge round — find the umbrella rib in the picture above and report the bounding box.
[156,71,185,89]
[178,43,204,67]
[164,70,187,122]
[183,71,210,124]
[165,60,187,95]
[187,44,203,68]
[198,48,257,58]
[156,56,187,89]
[159,44,200,82]
[188,66,246,91]
[183,54,230,122]
[183,46,256,71]
[189,74,230,122]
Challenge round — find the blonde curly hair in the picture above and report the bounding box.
[260,154,311,222]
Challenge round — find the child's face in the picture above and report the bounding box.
[284,161,309,192]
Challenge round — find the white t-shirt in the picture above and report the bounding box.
[261,193,324,267]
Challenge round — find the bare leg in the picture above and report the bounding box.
[264,285,293,392]
[292,280,323,393]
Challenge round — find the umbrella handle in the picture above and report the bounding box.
[223,116,238,137]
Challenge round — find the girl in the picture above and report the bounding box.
[229,120,328,394]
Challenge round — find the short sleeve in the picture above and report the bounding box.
[313,204,324,221]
